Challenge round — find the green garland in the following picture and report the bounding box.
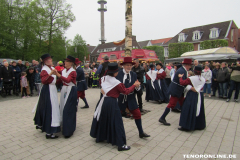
[200,39,228,50]
[168,42,194,58]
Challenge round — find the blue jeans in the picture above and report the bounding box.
[219,82,228,97]
[203,83,211,94]
[227,80,240,100]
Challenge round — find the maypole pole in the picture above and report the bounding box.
[125,0,132,57]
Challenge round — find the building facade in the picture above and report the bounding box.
[164,20,239,59]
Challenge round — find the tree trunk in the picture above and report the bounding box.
[125,0,132,57]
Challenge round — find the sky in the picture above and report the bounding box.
[65,0,240,46]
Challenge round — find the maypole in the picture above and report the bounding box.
[125,0,132,57]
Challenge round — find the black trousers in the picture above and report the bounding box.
[135,84,143,110]
[165,78,171,87]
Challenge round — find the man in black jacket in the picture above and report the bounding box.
[0,62,14,95]
[132,59,144,112]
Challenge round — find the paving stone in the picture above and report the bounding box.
[0,89,239,160]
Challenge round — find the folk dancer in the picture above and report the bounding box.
[159,59,193,126]
[116,57,150,138]
[75,58,89,109]
[55,55,77,138]
[178,66,206,131]
[90,63,140,151]
[145,64,163,103]
[156,63,169,103]
[34,54,61,139]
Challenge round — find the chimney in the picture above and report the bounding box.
[98,0,107,44]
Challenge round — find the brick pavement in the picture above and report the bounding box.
[0,88,239,160]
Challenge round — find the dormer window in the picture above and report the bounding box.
[178,33,187,42]
[210,28,219,39]
[192,30,202,41]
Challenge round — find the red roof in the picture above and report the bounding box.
[97,49,158,62]
[151,37,172,45]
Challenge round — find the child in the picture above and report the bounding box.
[21,72,29,98]
[35,69,42,96]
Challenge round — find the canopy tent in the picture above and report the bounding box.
[165,47,239,63]
[97,49,159,62]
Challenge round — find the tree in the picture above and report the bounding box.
[143,45,164,63]
[36,0,75,53]
[70,34,88,62]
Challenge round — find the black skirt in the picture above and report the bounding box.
[34,85,61,134]
[179,91,206,131]
[90,97,126,147]
[145,80,163,101]
[62,86,78,137]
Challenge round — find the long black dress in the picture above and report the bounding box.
[90,76,136,147]
[179,91,206,130]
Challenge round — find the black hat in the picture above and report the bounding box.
[150,64,154,68]
[107,63,119,73]
[65,55,76,63]
[194,66,202,75]
[41,53,52,62]
[156,63,163,67]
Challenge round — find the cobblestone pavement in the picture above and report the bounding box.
[0,88,239,160]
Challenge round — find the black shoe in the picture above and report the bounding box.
[172,108,181,113]
[139,132,150,138]
[64,135,72,138]
[211,95,215,97]
[46,134,58,139]
[226,99,230,102]
[159,118,170,126]
[140,109,144,112]
[81,105,89,109]
[178,127,189,132]
[158,100,162,104]
[36,126,42,130]
[118,145,131,151]
[146,100,149,102]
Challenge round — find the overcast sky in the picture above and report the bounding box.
[65,0,240,46]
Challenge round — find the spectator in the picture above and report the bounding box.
[35,68,42,96]
[20,72,29,98]
[96,56,109,79]
[23,61,30,71]
[0,62,14,95]
[212,63,220,97]
[132,59,144,112]
[142,63,147,91]
[192,60,200,71]
[216,62,229,98]
[83,63,91,87]
[90,62,96,70]
[26,67,36,96]
[226,58,240,102]
[165,63,172,87]
[17,60,25,72]
[202,65,212,97]
[12,61,21,93]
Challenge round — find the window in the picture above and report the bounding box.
[178,33,187,42]
[164,47,169,57]
[210,28,219,39]
[231,29,234,42]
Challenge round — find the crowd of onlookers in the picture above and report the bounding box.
[0,58,239,102]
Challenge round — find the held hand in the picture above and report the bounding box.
[101,89,105,95]
[191,87,197,92]
[178,74,184,78]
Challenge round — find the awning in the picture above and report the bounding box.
[181,47,238,57]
